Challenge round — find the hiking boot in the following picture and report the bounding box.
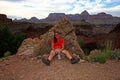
[71,58,80,64]
[42,58,50,66]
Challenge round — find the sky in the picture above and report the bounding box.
[0,0,120,19]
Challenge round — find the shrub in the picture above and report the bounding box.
[89,49,112,64]
[87,42,119,63]
[0,51,11,61]
[0,26,14,57]
[104,40,113,51]
[4,51,11,57]
[12,33,27,54]
[34,49,41,56]
[112,51,120,60]
[0,26,27,57]
[91,48,113,63]
[94,53,106,64]
[81,42,98,56]
[78,39,85,48]
[96,54,106,63]
[103,49,113,59]
[84,49,89,56]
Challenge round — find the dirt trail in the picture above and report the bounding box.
[0,55,120,80]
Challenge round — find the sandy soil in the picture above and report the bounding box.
[0,55,120,80]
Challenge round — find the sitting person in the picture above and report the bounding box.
[42,31,80,66]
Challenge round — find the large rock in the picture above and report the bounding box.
[17,18,85,58]
[39,18,85,58]
[17,38,40,56]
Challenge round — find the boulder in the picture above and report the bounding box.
[17,18,85,58]
[17,38,40,57]
[39,18,85,58]
[89,49,100,59]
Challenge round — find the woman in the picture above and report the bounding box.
[42,31,80,66]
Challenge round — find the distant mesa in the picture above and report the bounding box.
[45,13,66,22]
[0,14,12,23]
[47,13,66,18]
[97,12,112,16]
[13,10,120,26]
[96,12,113,18]
[97,12,107,15]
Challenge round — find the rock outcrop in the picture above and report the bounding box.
[39,18,84,58]
[108,23,120,49]
[110,23,120,33]
[0,14,12,23]
[17,38,41,56]
[17,18,85,58]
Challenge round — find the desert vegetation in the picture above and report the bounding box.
[78,38,120,64]
[0,26,27,58]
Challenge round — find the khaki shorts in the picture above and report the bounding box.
[51,48,61,54]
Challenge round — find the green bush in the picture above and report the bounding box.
[84,49,89,56]
[34,49,41,56]
[95,53,106,64]
[0,26,27,58]
[90,49,111,64]
[87,43,119,63]
[78,39,89,56]
[78,39,85,48]
[112,51,120,60]
[91,53,106,64]
[4,51,11,57]
[102,48,113,59]
[102,40,113,59]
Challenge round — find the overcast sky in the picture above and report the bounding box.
[0,0,120,19]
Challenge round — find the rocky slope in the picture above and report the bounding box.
[108,23,120,49]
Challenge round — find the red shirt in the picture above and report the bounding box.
[51,38,64,49]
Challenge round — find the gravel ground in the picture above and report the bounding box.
[0,55,120,80]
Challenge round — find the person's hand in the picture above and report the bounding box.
[60,49,63,53]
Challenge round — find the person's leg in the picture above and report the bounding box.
[42,50,56,66]
[48,50,56,61]
[62,49,80,64]
[62,50,72,60]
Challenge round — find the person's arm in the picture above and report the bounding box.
[51,39,54,50]
[61,38,64,50]
[61,42,64,50]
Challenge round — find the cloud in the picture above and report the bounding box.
[104,0,120,3]
[1,0,25,2]
[68,0,104,13]
[0,0,120,19]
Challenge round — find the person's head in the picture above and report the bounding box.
[54,31,61,39]
[53,31,61,43]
